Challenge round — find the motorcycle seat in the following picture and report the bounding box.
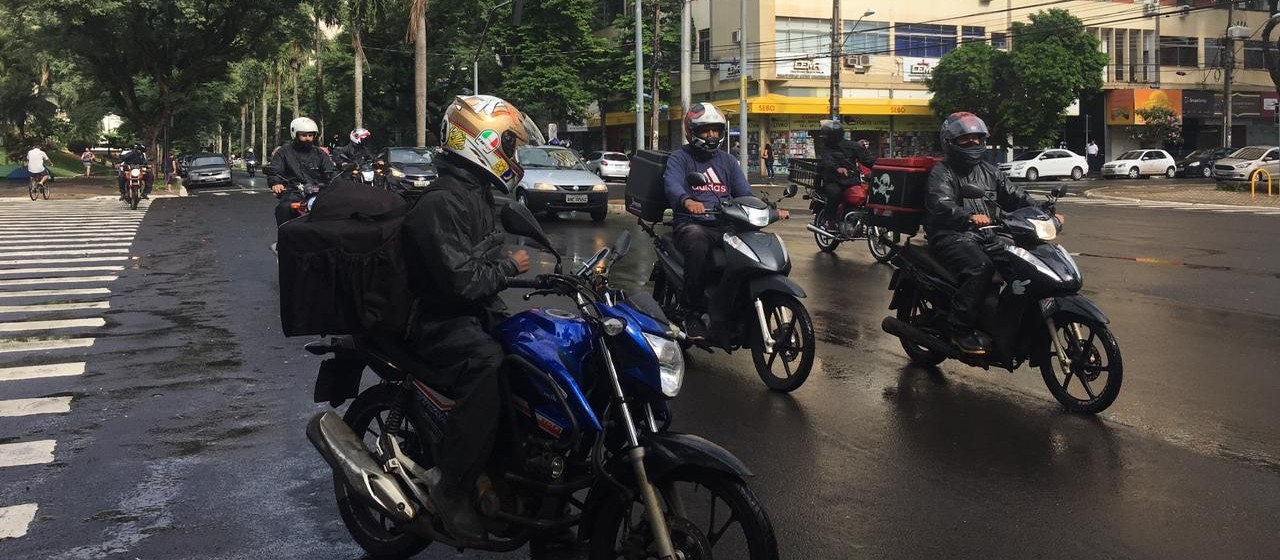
[901,244,959,287]
[659,233,727,270]
[355,333,452,394]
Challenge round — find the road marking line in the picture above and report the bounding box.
[0,256,130,266]
[0,301,110,314]
[0,338,95,354]
[0,243,133,252]
[212,192,230,196]
[0,248,129,258]
[0,275,118,287]
[0,440,57,467]
[0,362,85,381]
[0,503,38,539]
[0,266,124,276]
[0,288,110,298]
[0,396,72,417]
[0,237,135,246]
[0,318,106,332]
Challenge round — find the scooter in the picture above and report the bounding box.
[880,185,1123,414]
[639,173,815,392]
[305,202,778,559]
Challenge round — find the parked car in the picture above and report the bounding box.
[1100,149,1177,179]
[1175,147,1236,178]
[376,146,438,197]
[514,145,609,222]
[999,148,1088,181]
[583,151,631,181]
[181,152,233,188]
[1212,145,1280,182]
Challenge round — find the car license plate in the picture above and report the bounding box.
[413,180,431,187]
[565,194,588,203]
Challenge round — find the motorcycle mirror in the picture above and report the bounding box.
[686,172,709,186]
[500,200,561,264]
[1051,185,1068,198]
[783,183,798,198]
[610,230,632,260]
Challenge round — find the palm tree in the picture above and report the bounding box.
[406,0,428,146]
[346,0,386,128]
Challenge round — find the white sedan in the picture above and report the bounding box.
[999,149,1088,181]
[1101,149,1178,179]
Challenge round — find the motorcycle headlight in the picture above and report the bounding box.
[390,168,406,178]
[129,169,141,178]
[1031,218,1057,241]
[642,332,684,397]
[744,206,771,227]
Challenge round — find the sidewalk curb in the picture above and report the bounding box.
[1085,188,1280,211]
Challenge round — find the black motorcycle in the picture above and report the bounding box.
[880,185,1122,414]
[639,174,815,392]
[245,158,258,177]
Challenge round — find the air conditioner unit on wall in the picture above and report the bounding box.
[843,54,871,71]
[731,29,741,44]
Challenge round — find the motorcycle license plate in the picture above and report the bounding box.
[413,179,431,187]
[565,194,588,203]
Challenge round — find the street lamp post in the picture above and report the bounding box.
[830,7,875,121]
[474,0,514,96]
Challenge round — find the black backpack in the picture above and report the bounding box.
[277,179,414,337]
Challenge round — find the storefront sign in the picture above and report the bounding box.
[1106,89,1183,125]
[902,58,940,83]
[1262,93,1279,118]
[1182,90,1219,118]
[1106,89,1135,125]
[1232,92,1261,118]
[775,52,830,79]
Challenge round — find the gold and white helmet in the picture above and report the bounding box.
[440,95,544,192]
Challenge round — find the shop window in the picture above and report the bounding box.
[895,23,958,58]
[843,20,889,55]
[1244,40,1267,70]
[776,17,831,55]
[1159,36,1197,68]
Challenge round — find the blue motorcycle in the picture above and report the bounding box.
[305,203,778,559]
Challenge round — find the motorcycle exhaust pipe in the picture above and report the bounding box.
[805,224,838,239]
[881,317,960,358]
[306,411,417,522]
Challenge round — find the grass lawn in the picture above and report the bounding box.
[2,149,99,179]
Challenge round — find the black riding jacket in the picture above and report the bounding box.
[120,149,148,166]
[266,141,337,187]
[924,160,1035,239]
[401,156,518,327]
[333,142,376,168]
[821,138,876,186]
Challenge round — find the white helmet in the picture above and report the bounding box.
[683,103,728,154]
[290,117,319,140]
[440,95,544,192]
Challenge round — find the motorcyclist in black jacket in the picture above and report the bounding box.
[332,127,380,174]
[925,111,1064,355]
[117,142,154,201]
[818,120,876,229]
[267,116,337,226]
[398,94,541,544]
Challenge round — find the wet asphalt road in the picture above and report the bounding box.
[1,175,1276,559]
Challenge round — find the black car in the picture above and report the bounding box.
[1175,147,1236,178]
[182,153,233,188]
[377,147,438,198]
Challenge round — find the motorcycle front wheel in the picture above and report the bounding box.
[1039,314,1123,414]
[811,212,841,252]
[866,226,899,264]
[334,384,432,558]
[750,292,814,392]
[128,186,140,210]
[589,467,779,560]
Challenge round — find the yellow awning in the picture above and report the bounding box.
[713,94,932,117]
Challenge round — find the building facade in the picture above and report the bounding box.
[590,0,1280,170]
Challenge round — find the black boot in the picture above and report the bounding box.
[424,473,486,545]
[951,330,988,355]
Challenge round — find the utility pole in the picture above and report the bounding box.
[738,0,748,169]
[1225,0,1235,148]
[651,0,661,150]
[830,0,840,121]
[680,0,691,115]
[1151,0,1160,89]
[635,0,645,152]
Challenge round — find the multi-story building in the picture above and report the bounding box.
[588,0,1280,168]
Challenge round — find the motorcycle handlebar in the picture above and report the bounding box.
[506,275,548,290]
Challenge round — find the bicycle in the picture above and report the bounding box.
[28,174,50,200]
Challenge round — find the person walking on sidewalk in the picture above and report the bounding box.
[761,142,774,180]
[81,148,94,177]
[1086,140,1100,177]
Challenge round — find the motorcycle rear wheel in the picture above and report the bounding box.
[1038,315,1123,414]
[811,213,841,252]
[866,226,899,263]
[334,384,432,558]
[589,467,779,560]
[750,292,814,392]
[895,286,947,366]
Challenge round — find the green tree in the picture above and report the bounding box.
[928,8,1107,149]
[1126,106,1183,148]
[494,0,609,125]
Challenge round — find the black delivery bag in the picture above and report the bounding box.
[625,150,671,221]
[277,179,413,337]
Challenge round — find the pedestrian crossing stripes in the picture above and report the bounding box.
[0,198,145,541]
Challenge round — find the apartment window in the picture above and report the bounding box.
[1244,40,1267,70]
[1159,36,1197,68]
[961,26,984,47]
[1205,38,1224,68]
[991,32,1007,50]
[1238,0,1271,11]
[895,23,958,58]
[776,17,831,55]
[697,28,710,64]
[843,20,889,55]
